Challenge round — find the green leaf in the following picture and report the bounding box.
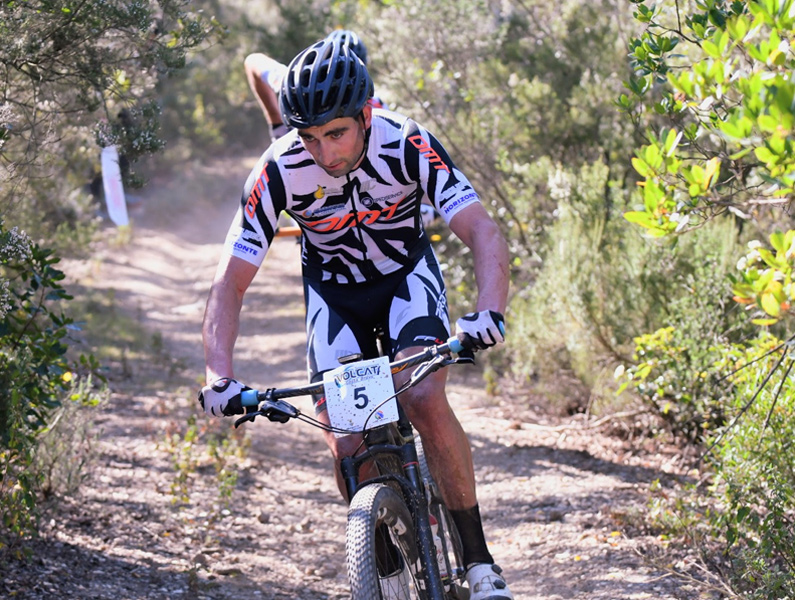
[755,269,775,291]
[644,180,665,211]
[768,133,786,155]
[769,47,786,67]
[736,506,752,523]
[760,292,781,317]
[751,317,779,326]
[664,129,684,157]
[704,158,720,188]
[624,211,656,227]
[757,248,778,268]
[644,143,662,169]
[726,526,737,546]
[758,114,779,133]
[754,146,776,164]
[647,226,671,238]
[719,120,744,139]
[748,42,769,63]
[632,157,652,178]
[703,40,720,58]
[729,147,754,160]
[727,16,749,41]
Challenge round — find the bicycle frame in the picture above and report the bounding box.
[341,409,445,597]
[236,334,475,599]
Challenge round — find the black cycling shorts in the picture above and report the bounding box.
[303,245,450,412]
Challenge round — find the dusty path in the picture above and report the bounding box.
[2,153,701,599]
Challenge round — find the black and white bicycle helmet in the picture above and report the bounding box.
[280,37,374,129]
[326,29,369,65]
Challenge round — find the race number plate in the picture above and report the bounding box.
[323,356,398,438]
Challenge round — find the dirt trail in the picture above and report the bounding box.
[2,153,701,599]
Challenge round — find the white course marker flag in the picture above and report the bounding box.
[101,145,129,227]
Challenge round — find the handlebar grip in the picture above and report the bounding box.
[241,389,259,407]
[447,336,465,354]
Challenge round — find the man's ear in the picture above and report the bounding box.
[362,104,373,129]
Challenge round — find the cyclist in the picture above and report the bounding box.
[244,29,386,142]
[201,36,513,599]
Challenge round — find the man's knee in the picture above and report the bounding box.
[324,432,363,463]
[400,380,451,429]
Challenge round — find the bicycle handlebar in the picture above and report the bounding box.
[236,333,477,426]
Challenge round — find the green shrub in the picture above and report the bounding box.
[709,333,795,597]
[638,333,795,598]
[510,158,747,417]
[33,375,107,502]
[0,220,104,557]
[0,0,221,238]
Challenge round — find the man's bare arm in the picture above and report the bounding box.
[448,203,510,314]
[202,254,259,384]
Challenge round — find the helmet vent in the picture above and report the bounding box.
[280,36,373,129]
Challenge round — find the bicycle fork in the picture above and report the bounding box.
[342,440,446,598]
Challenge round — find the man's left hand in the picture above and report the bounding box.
[455,310,505,350]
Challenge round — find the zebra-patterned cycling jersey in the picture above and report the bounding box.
[224,109,480,283]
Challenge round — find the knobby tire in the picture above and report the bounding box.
[347,484,428,600]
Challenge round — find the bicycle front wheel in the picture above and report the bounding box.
[346,483,429,600]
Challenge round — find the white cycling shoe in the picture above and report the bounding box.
[466,563,514,600]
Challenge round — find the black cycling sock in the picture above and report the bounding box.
[449,504,494,568]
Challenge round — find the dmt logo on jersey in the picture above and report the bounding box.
[305,196,406,232]
[245,167,270,218]
[408,135,450,173]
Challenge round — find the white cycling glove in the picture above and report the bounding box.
[455,310,506,350]
[198,378,251,417]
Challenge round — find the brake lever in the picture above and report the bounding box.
[265,399,300,421]
[233,399,299,427]
[453,352,476,365]
[234,412,260,428]
[262,408,292,423]
[410,353,455,385]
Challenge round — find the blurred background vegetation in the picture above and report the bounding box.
[2,0,794,594]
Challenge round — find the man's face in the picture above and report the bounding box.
[297,106,372,178]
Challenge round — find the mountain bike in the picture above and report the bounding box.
[234,334,481,599]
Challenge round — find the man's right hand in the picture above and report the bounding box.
[198,378,251,417]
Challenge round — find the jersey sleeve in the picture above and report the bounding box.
[223,149,287,267]
[402,119,480,224]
